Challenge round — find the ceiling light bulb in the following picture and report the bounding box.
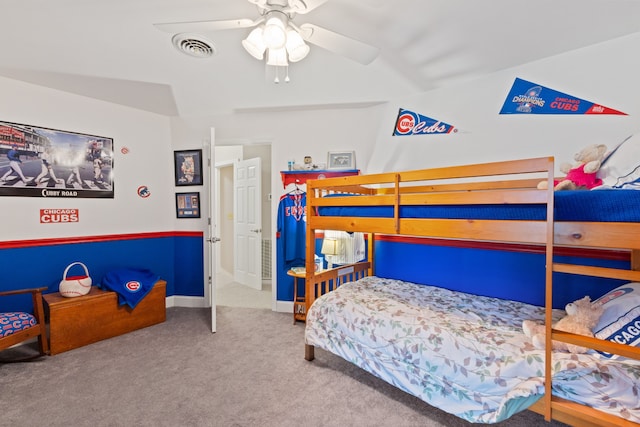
[242,27,266,60]
[263,16,287,49]
[285,28,309,62]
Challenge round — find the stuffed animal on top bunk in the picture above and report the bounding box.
[537,143,607,190]
[522,296,604,353]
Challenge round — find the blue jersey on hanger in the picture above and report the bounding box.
[277,192,307,262]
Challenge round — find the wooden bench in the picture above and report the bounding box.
[43,280,166,355]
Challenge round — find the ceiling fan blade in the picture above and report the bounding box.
[299,23,380,65]
[154,18,256,34]
[288,0,330,14]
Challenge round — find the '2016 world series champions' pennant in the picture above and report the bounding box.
[393,108,457,136]
[500,78,627,115]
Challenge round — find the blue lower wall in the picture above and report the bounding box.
[0,232,204,313]
[375,239,629,309]
[276,234,629,308]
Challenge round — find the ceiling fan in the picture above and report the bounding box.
[154,0,380,66]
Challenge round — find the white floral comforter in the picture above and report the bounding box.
[305,276,640,424]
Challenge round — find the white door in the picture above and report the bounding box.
[208,128,218,333]
[234,157,262,290]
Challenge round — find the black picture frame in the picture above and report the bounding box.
[176,192,201,218]
[0,120,114,198]
[174,149,203,186]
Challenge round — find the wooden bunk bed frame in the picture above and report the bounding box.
[302,156,640,427]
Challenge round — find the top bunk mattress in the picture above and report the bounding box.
[317,189,640,222]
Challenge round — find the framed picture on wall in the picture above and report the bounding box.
[327,151,356,170]
[0,120,114,198]
[176,192,201,218]
[174,149,203,186]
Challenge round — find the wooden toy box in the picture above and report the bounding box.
[43,280,166,355]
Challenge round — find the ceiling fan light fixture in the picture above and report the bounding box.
[242,27,266,60]
[285,28,309,62]
[266,47,289,67]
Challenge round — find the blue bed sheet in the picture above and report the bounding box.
[318,189,640,222]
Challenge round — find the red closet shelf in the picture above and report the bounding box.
[280,170,360,188]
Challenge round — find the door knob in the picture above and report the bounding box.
[250,228,262,233]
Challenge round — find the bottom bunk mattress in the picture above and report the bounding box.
[304,276,640,424]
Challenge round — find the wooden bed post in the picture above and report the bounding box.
[543,157,555,422]
[305,182,317,315]
[304,344,315,361]
[368,232,375,277]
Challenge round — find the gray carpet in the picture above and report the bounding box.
[0,307,567,427]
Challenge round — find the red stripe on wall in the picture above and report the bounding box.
[376,234,630,261]
[0,231,203,250]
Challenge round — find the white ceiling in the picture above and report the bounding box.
[1,0,640,117]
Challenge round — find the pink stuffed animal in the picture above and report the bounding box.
[538,144,607,190]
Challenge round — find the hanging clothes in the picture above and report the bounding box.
[323,230,366,265]
[277,190,307,263]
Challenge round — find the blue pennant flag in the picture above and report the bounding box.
[500,78,626,115]
[393,108,457,136]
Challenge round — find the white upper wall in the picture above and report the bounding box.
[3,30,639,250]
[170,106,384,249]
[0,77,174,241]
[367,33,640,175]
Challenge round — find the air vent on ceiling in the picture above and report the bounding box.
[172,33,216,58]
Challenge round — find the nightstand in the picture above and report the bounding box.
[287,269,307,324]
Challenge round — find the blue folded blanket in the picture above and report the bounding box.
[99,268,160,309]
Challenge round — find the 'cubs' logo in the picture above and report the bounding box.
[125,281,142,292]
[395,112,417,135]
[137,186,151,198]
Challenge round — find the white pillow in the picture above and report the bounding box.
[593,282,640,359]
[597,133,640,189]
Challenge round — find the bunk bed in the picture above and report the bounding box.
[302,157,640,426]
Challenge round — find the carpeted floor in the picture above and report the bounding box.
[0,306,567,427]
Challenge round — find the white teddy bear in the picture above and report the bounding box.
[522,296,604,353]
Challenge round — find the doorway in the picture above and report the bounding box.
[214,144,272,310]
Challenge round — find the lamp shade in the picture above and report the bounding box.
[321,238,340,256]
[285,28,309,62]
[266,47,288,66]
[242,27,266,60]
[263,16,287,49]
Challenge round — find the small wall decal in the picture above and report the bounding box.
[137,185,151,198]
[40,208,79,223]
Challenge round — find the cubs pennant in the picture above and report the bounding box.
[500,78,627,115]
[393,108,456,136]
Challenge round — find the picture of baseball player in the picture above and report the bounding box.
[93,156,104,183]
[0,121,114,197]
[66,165,82,186]
[0,144,31,184]
[34,147,62,185]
